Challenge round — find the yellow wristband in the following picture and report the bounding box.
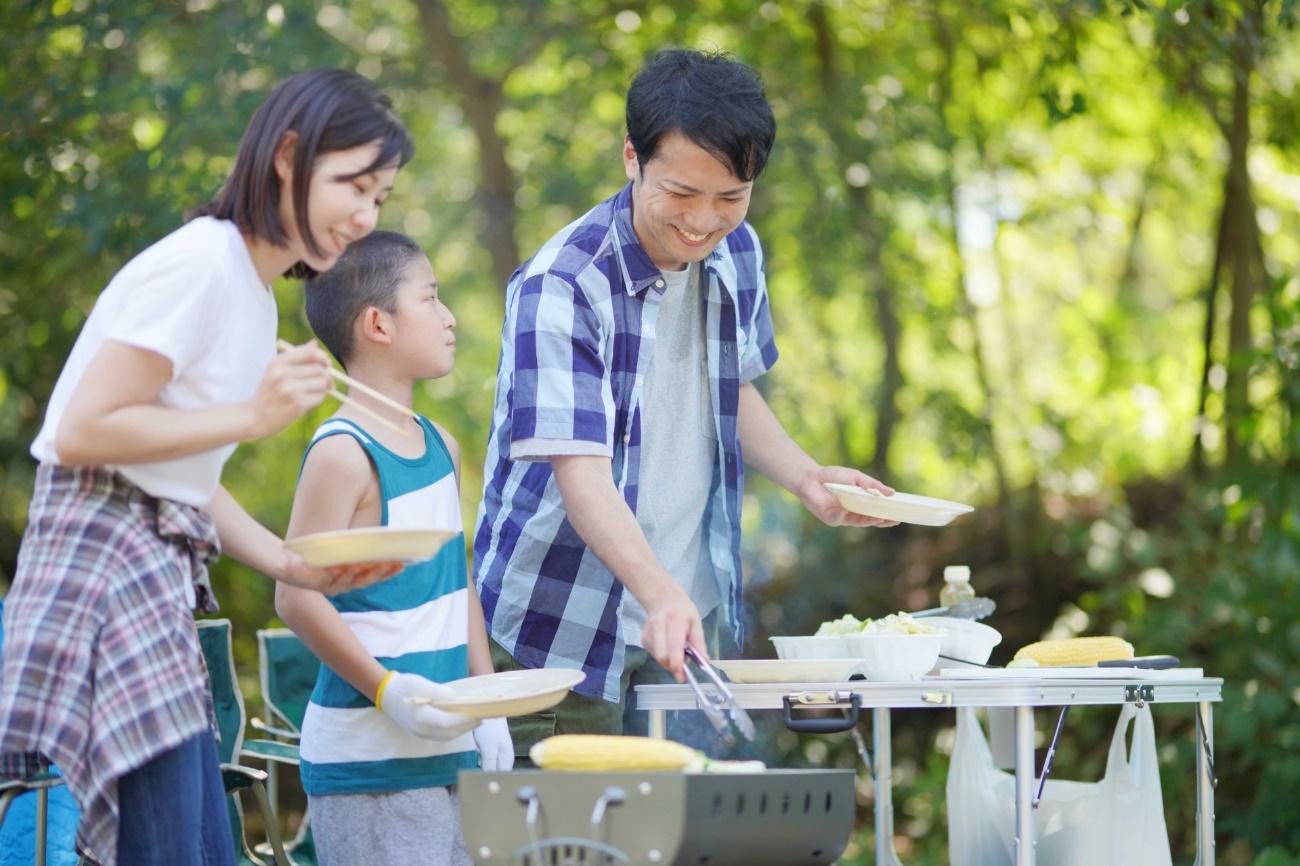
[374,670,397,710]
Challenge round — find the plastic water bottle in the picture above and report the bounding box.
[940,565,976,609]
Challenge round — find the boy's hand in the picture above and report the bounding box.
[473,717,514,771]
[278,550,404,594]
[377,672,480,741]
[246,341,332,439]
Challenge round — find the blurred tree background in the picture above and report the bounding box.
[2,0,1298,863]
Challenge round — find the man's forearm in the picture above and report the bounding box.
[550,455,683,609]
[738,382,818,493]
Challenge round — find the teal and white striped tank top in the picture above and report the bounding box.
[298,416,478,795]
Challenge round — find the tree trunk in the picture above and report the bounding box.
[412,0,520,291]
[1191,180,1229,476]
[931,2,1029,592]
[1221,11,1260,462]
[807,2,902,478]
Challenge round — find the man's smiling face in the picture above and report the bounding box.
[624,130,753,272]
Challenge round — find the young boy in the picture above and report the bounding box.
[277,230,512,866]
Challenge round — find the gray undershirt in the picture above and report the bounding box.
[622,262,720,647]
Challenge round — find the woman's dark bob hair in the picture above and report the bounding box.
[194,68,413,278]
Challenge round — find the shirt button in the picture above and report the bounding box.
[624,433,631,443]
[654,279,665,288]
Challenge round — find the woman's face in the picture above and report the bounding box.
[279,139,399,272]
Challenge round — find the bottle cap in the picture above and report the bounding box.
[943,565,971,583]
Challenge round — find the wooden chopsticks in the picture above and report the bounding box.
[276,339,417,437]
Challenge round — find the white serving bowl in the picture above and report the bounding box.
[839,633,942,680]
[770,635,850,660]
[924,617,1003,670]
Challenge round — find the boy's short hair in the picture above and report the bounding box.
[626,49,776,183]
[305,230,425,367]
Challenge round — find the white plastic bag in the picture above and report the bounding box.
[947,703,1173,866]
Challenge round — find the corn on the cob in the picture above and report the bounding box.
[529,735,698,771]
[1013,636,1134,667]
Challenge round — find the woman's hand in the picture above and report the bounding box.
[278,550,405,595]
[245,341,332,438]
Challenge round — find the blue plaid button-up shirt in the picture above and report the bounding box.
[472,183,780,701]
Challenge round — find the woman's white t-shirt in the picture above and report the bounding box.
[31,217,278,508]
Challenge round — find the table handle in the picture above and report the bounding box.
[783,692,861,734]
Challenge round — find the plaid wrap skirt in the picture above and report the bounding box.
[0,464,221,864]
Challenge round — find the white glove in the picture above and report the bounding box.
[473,717,515,772]
[376,672,480,741]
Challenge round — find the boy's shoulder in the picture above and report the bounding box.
[302,422,373,481]
[417,415,460,466]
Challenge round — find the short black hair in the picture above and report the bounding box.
[194,68,414,279]
[305,230,425,367]
[626,49,776,183]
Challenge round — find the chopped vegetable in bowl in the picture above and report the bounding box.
[814,611,937,637]
[815,614,865,636]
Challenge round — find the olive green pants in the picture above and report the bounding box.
[490,612,724,766]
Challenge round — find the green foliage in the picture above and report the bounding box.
[3,1,1299,861]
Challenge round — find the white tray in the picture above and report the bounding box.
[712,658,863,684]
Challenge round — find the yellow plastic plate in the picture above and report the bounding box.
[406,668,587,719]
[285,527,456,568]
[823,484,973,526]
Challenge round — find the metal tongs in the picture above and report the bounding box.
[682,645,756,747]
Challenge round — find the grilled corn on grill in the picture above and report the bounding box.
[460,769,855,866]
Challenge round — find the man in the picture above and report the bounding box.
[473,49,894,755]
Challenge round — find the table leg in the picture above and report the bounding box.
[648,709,667,740]
[35,786,48,866]
[872,708,904,866]
[1014,705,1035,866]
[1195,701,1215,866]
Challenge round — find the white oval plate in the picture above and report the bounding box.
[407,668,587,719]
[823,484,974,526]
[712,658,863,684]
[285,527,457,568]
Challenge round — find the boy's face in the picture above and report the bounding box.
[624,130,753,273]
[387,255,457,379]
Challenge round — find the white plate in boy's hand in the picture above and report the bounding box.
[404,668,586,719]
[285,527,457,568]
[823,483,974,527]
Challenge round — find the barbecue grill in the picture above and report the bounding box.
[459,768,857,866]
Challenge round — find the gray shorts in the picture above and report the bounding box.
[308,786,470,866]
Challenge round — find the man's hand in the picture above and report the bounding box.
[796,465,898,528]
[640,586,707,681]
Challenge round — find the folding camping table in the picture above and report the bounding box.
[637,669,1222,866]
